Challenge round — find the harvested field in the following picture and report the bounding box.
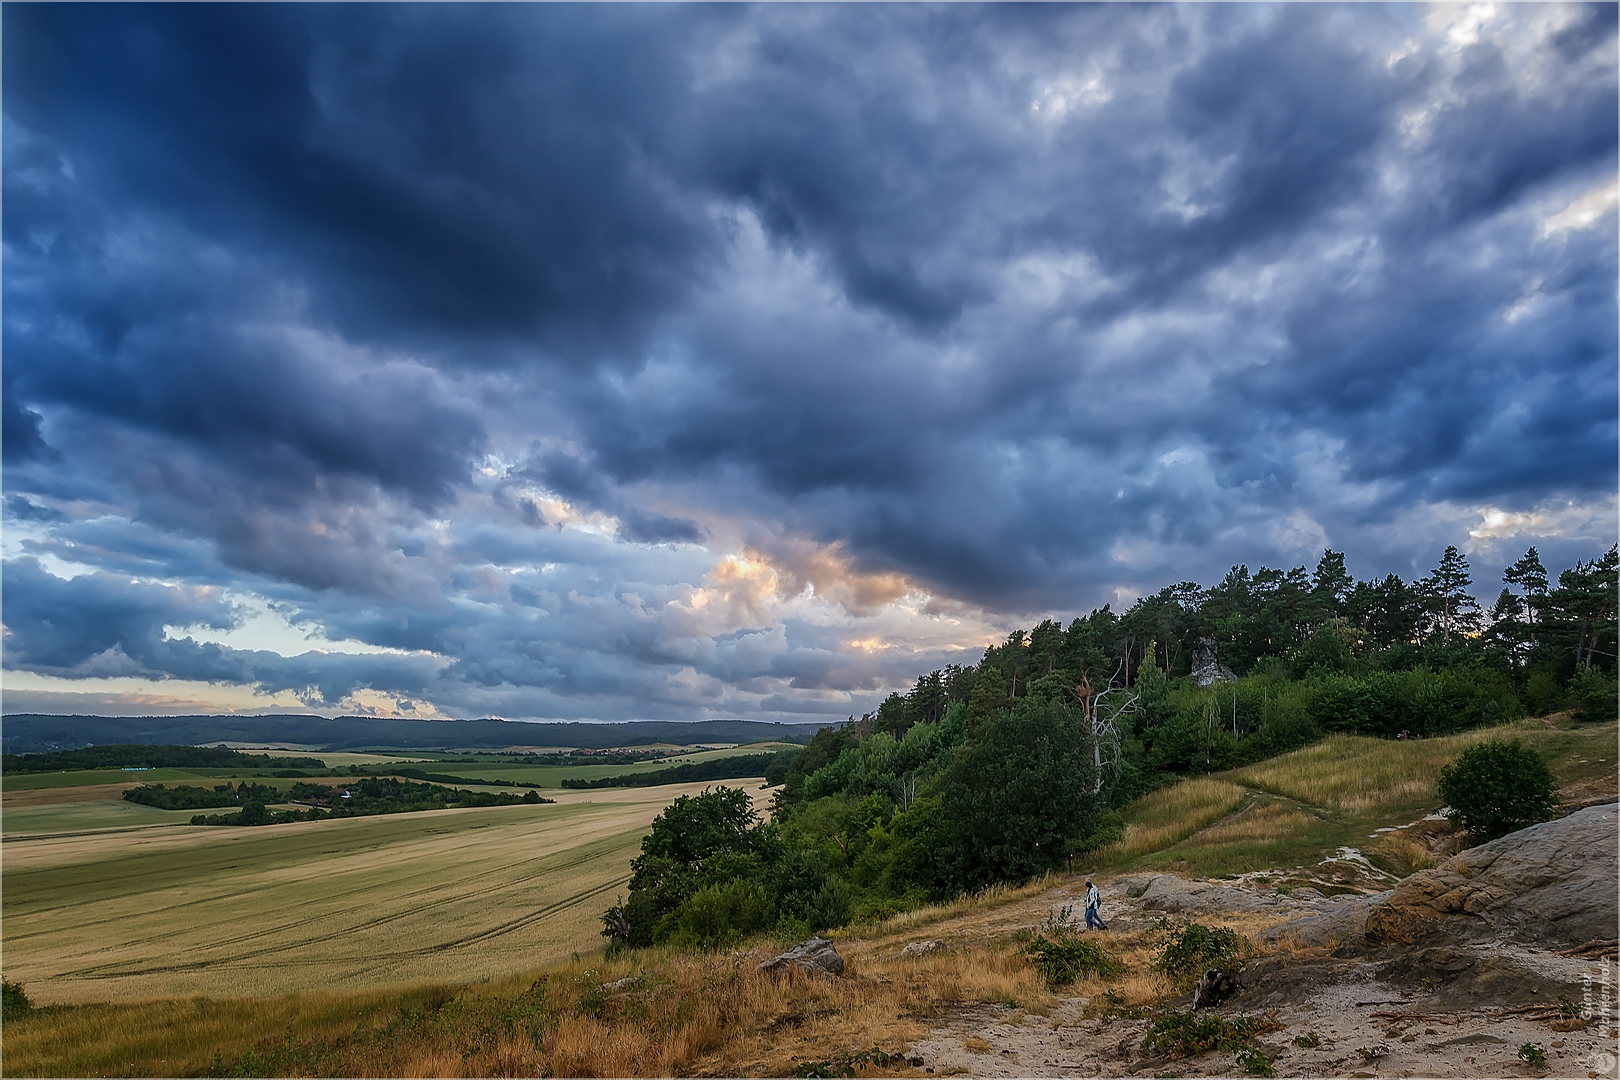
[2,779,768,1004]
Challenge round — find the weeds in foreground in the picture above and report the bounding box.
[793,1046,918,1077]
[1139,1010,1282,1059]
[1234,1045,1276,1076]
[1518,1042,1547,1069]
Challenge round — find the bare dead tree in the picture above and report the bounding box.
[1075,658,1139,796]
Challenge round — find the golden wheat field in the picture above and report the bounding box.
[1,779,769,1005]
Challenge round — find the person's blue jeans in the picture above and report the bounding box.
[1085,906,1107,930]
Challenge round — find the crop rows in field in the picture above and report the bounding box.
[2,779,770,1004]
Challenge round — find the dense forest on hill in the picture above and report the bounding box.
[608,545,1618,949]
[0,744,326,773]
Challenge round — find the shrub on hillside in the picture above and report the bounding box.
[1150,918,1248,989]
[2,978,32,1021]
[1023,933,1124,988]
[663,879,773,948]
[1438,739,1559,843]
[1568,667,1619,723]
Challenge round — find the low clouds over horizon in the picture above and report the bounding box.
[4,4,1616,721]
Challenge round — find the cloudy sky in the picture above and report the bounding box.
[3,4,1616,723]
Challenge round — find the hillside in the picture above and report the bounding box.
[6,715,1612,1077]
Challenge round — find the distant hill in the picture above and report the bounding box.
[0,713,827,755]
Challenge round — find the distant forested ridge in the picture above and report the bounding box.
[607,544,1618,949]
[560,751,792,789]
[1,744,325,773]
[0,716,822,756]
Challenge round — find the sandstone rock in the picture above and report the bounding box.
[760,936,844,976]
[1191,637,1237,688]
[901,939,945,958]
[1363,802,1618,950]
[1262,892,1388,951]
[1265,803,1618,954]
[1136,874,1296,916]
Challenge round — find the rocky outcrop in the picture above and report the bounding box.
[1265,803,1619,954]
[1191,637,1237,688]
[901,939,945,958]
[1122,873,1306,917]
[760,937,844,976]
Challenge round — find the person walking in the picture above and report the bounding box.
[1083,878,1108,931]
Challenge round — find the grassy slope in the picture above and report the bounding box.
[3,718,1613,1076]
[1096,715,1617,882]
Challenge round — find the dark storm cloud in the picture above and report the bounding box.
[3,4,1615,719]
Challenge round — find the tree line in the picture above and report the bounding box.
[1,744,325,773]
[606,544,1616,950]
[126,776,552,826]
[560,751,796,789]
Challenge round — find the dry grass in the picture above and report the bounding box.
[1189,801,1315,846]
[1230,730,1509,812]
[1097,777,1246,859]
[2,929,1057,1078]
[1371,831,1440,875]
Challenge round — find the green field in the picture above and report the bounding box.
[2,779,770,1005]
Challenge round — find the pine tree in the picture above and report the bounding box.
[1502,547,1549,644]
[1547,546,1618,670]
[1423,545,1478,644]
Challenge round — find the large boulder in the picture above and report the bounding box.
[1266,803,1618,954]
[900,939,945,958]
[760,937,844,976]
[1131,874,1301,917]
[1365,802,1617,949]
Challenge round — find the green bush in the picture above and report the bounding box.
[1023,933,1124,988]
[806,876,854,933]
[1073,811,1125,854]
[663,879,772,948]
[2,978,32,1021]
[1437,739,1559,843]
[1568,668,1618,723]
[1150,918,1247,989]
